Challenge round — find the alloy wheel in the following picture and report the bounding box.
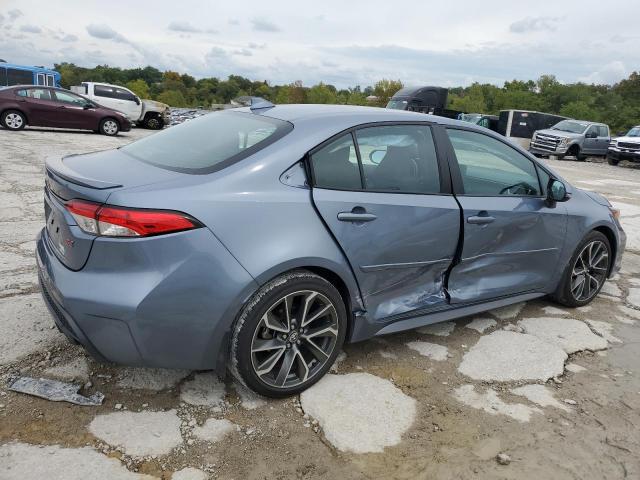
[571,240,609,301]
[5,113,23,129]
[103,120,118,135]
[250,290,339,389]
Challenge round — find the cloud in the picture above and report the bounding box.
[233,48,253,56]
[510,16,561,33]
[228,18,240,25]
[8,9,23,20]
[251,18,280,32]
[61,34,78,42]
[579,61,628,85]
[86,23,127,42]
[20,24,42,33]
[168,21,200,33]
[248,42,266,49]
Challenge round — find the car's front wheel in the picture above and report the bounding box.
[230,270,347,398]
[99,118,120,136]
[1,110,26,131]
[553,231,611,307]
[607,155,620,166]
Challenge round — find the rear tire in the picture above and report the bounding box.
[1,110,26,130]
[607,155,620,166]
[552,231,611,307]
[99,118,120,136]
[230,270,347,398]
[143,113,164,130]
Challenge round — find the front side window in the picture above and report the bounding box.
[114,87,136,101]
[598,125,609,137]
[122,111,293,174]
[311,133,362,190]
[447,129,541,196]
[53,90,87,106]
[355,125,440,194]
[94,85,116,98]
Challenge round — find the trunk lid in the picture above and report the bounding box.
[44,149,179,270]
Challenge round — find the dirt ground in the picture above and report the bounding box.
[1,125,639,480]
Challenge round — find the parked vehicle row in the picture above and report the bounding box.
[607,126,640,165]
[36,103,625,397]
[0,85,131,135]
[530,120,611,160]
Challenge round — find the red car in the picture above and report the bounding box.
[0,85,131,136]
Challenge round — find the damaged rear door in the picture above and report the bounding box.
[309,123,460,321]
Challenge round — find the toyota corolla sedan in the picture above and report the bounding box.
[36,103,625,397]
[0,85,131,135]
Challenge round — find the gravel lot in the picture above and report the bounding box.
[1,126,639,479]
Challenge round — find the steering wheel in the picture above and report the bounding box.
[499,182,536,196]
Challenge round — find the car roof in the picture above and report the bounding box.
[243,103,469,128]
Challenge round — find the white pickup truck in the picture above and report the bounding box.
[70,82,170,129]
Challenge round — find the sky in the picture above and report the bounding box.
[1,0,639,89]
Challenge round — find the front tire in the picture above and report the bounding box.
[99,118,120,136]
[607,155,620,166]
[143,113,164,130]
[1,110,26,130]
[230,270,347,398]
[552,231,611,307]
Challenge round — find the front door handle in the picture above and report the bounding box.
[337,209,377,222]
[467,214,495,225]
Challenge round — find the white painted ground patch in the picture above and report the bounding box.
[406,341,448,361]
[44,356,90,382]
[300,373,416,453]
[117,368,190,391]
[566,363,587,373]
[89,410,182,456]
[518,317,607,353]
[180,372,225,407]
[627,288,640,309]
[416,321,455,336]
[489,302,525,320]
[541,306,569,316]
[600,282,622,298]
[235,383,267,410]
[192,418,236,443]
[510,385,570,412]
[618,305,640,320]
[585,320,622,344]
[465,317,497,333]
[0,443,154,479]
[172,467,208,480]
[454,385,541,422]
[458,331,567,382]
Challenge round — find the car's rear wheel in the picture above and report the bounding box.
[143,113,164,130]
[607,155,620,166]
[230,270,347,398]
[552,231,611,307]
[99,118,120,136]
[1,110,26,131]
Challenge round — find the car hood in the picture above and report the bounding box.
[613,135,640,143]
[536,128,583,140]
[142,99,170,111]
[580,189,611,207]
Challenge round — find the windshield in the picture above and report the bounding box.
[626,127,640,137]
[386,99,408,110]
[121,111,293,174]
[551,120,589,134]
[460,113,483,124]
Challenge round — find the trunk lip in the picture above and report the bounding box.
[45,155,123,190]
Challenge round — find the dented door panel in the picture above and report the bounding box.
[448,196,567,303]
[312,189,459,320]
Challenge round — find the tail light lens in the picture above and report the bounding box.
[65,199,201,237]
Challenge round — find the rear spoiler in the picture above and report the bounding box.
[45,156,122,190]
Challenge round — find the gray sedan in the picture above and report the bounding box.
[36,103,625,397]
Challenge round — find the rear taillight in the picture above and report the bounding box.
[65,199,201,237]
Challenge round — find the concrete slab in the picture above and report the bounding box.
[489,302,526,320]
[116,368,190,391]
[300,373,416,453]
[465,317,497,333]
[406,341,448,361]
[180,372,225,408]
[511,385,571,412]
[518,317,607,353]
[454,385,541,422]
[458,331,567,382]
[192,418,236,443]
[44,356,90,382]
[416,321,455,337]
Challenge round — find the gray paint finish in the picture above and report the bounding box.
[36,104,626,372]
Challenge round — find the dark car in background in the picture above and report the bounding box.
[0,85,131,136]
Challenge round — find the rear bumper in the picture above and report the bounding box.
[36,226,258,370]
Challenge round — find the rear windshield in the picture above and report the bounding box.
[121,111,293,174]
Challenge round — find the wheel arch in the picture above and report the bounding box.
[592,225,617,276]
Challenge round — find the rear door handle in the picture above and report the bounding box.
[467,215,495,225]
[337,211,377,222]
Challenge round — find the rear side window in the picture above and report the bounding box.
[18,88,52,100]
[121,111,293,174]
[356,125,440,194]
[0,67,7,86]
[6,68,33,86]
[311,134,362,190]
[598,125,609,137]
[447,129,541,197]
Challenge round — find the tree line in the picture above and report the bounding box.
[55,62,640,133]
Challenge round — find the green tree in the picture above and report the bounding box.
[156,90,187,107]
[307,82,337,104]
[126,79,150,99]
[373,79,403,106]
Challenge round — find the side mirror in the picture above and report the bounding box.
[134,96,140,105]
[369,149,386,164]
[547,179,568,205]
[83,103,93,110]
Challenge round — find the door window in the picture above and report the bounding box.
[355,125,440,194]
[94,85,117,98]
[586,125,598,137]
[46,75,55,87]
[598,125,609,137]
[0,67,7,86]
[310,134,362,190]
[17,88,53,100]
[447,129,541,196]
[36,73,45,85]
[53,90,87,106]
[114,88,136,102]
